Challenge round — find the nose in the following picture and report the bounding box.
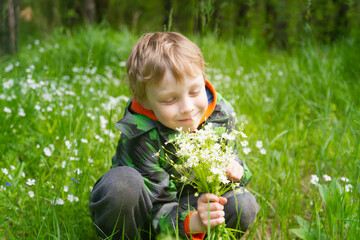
[179,96,194,114]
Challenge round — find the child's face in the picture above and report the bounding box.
[143,71,208,131]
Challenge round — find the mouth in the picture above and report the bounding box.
[179,114,198,123]
[179,118,195,123]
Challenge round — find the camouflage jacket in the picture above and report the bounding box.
[112,92,252,237]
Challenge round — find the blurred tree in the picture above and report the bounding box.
[0,0,19,55]
[83,0,96,24]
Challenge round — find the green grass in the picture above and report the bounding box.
[0,26,359,239]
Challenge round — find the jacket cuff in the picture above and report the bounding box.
[184,211,206,240]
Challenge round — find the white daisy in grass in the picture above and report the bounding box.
[260,148,267,155]
[56,198,64,205]
[345,184,353,192]
[310,175,319,185]
[43,147,52,157]
[243,147,251,155]
[256,140,263,149]
[1,168,9,175]
[4,107,11,114]
[28,191,35,198]
[340,177,350,183]
[322,174,331,182]
[26,178,36,186]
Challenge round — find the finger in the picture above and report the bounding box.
[219,197,227,205]
[199,210,225,221]
[199,193,219,203]
[202,217,226,229]
[198,201,224,212]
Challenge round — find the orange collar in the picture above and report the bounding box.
[130,79,217,127]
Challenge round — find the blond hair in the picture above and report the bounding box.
[126,32,206,102]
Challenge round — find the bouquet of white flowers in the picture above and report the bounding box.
[164,123,247,239]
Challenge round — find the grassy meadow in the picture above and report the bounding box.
[1,26,359,239]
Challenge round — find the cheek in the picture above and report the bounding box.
[198,93,208,110]
[154,105,176,119]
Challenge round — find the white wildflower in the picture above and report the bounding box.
[67,194,75,202]
[81,138,88,143]
[5,64,14,72]
[28,191,35,198]
[3,79,14,88]
[310,175,319,185]
[240,140,249,147]
[65,140,71,149]
[345,184,353,192]
[180,176,187,182]
[61,161,66,168]
[1,168,9,175]
[63,186,68,192]
[4,107,12,114]
[255,141,263,149]
[265,96,272,102]
[18,108,26,117]
[239,131,247,138]
[242,147,251,155]
[74,168,82,174]
[26,178,36,186]
[43,147,52,157]
[340,177,350,183]
[56,198,64,205]
[322,174,331,182]
[260,148,267,155]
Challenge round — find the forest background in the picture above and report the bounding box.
[1,0,360,53]
[1,0,360,239]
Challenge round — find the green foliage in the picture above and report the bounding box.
[290,178,359,239]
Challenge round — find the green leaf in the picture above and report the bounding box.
[289,228,307,239]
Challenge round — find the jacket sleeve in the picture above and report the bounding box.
[111,130,189,237]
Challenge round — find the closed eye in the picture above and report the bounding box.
[190,90,200,96]
[160,98,176,104]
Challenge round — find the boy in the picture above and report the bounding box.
[89,32,259,239]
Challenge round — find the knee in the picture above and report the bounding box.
[236,192,259,230]
[90,166,145,211]
[224,190,259,231]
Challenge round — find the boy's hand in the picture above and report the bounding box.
[189,194,227,233]
[226,160,244,182]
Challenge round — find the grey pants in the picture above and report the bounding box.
[89,166,259,239]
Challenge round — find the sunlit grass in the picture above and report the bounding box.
[1,26,359,239]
